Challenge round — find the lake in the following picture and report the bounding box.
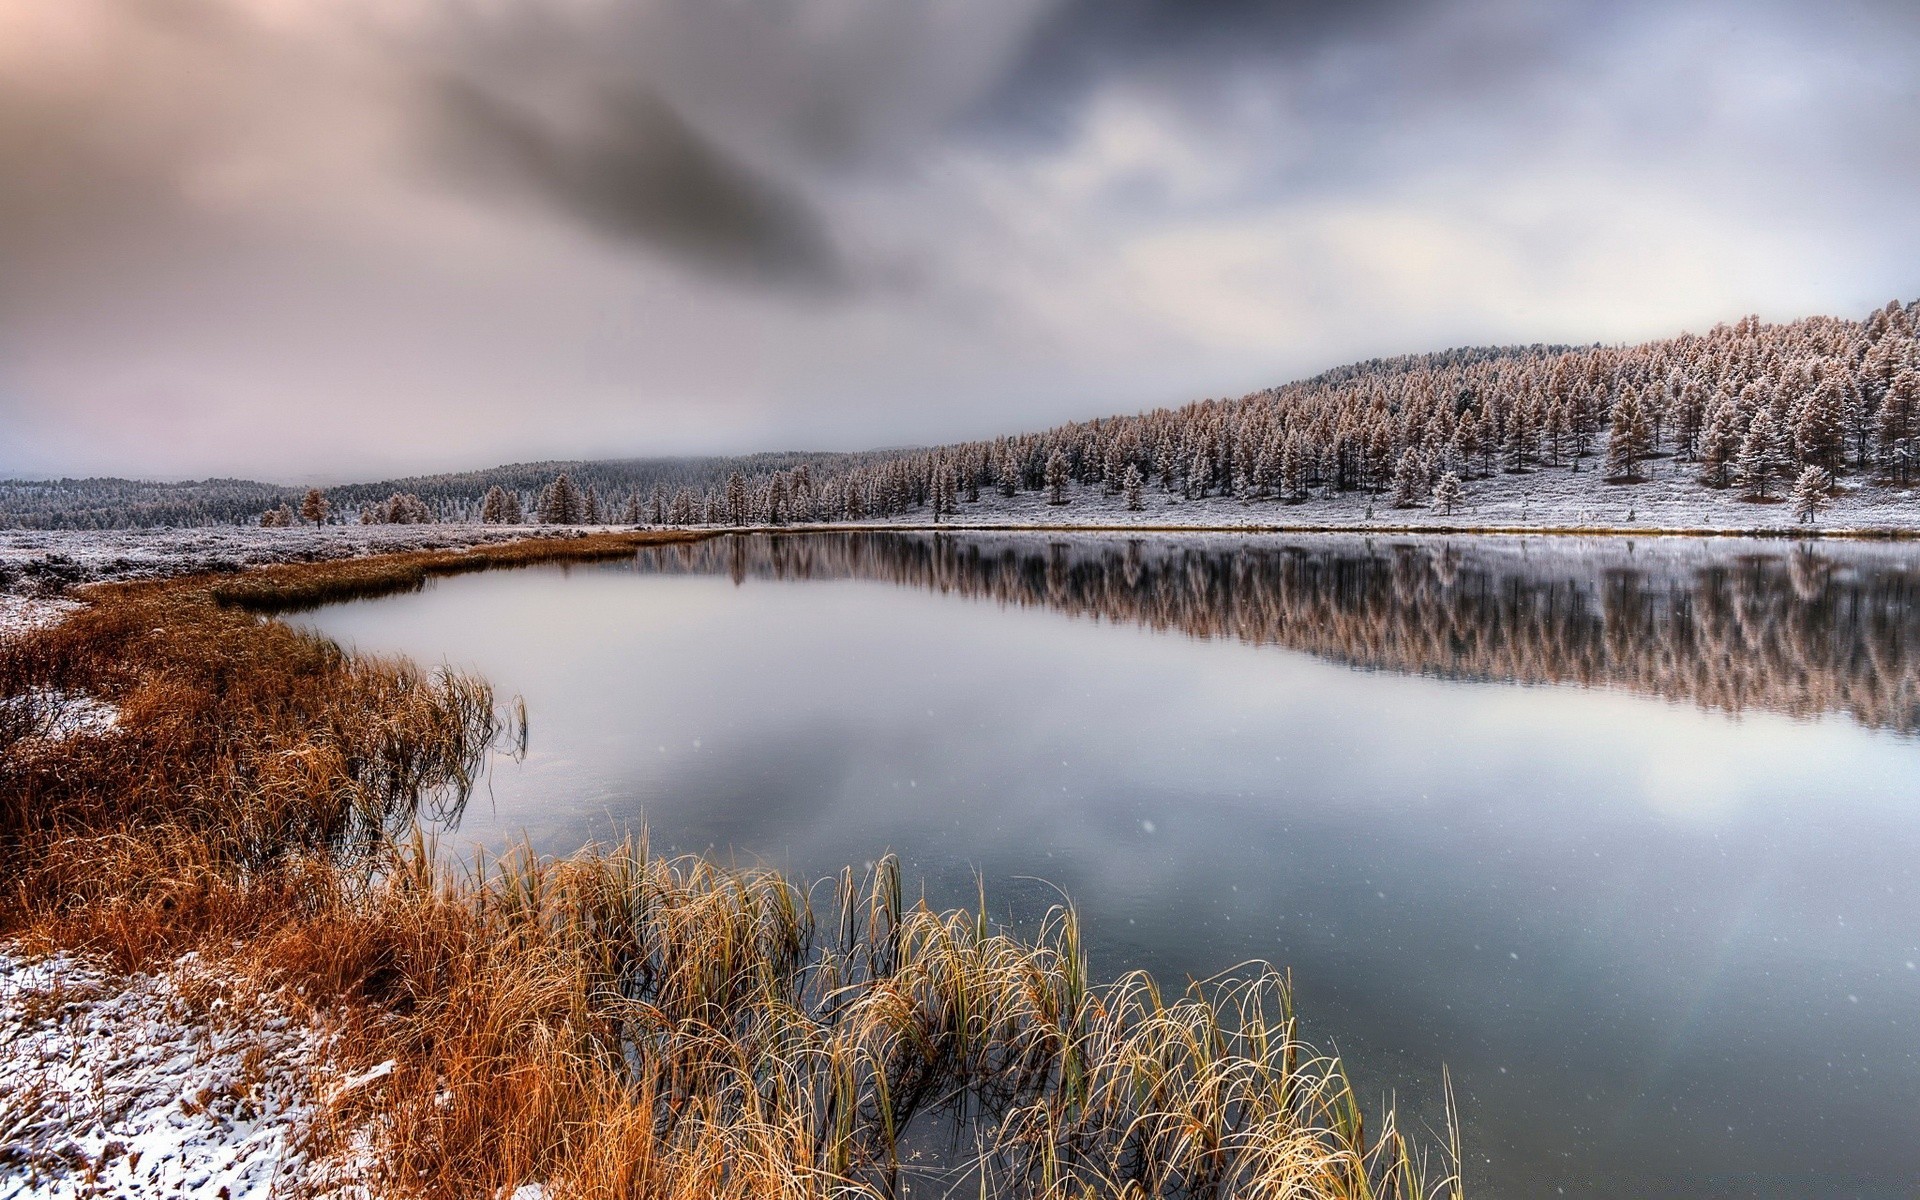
[302,531,1920,1199]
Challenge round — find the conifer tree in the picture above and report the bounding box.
[1738,409,1787,499]
[1045,448,1070,505]
[1451,410,1482,479]
[1280,437,1307,502]
[1697,403,1739,487]
[1390,448,1426,508]
[1606,390,1651,480]
[480,485,512,524]
[1432,471,1464,516]
[999,450,1022,498]
[622,491,642,525]
[538,473,584,524]
[725,473,749,526]
[1877,369,1920,483]
[1795,376,1847,473]
[582,484,602,525]
[1123,464,1145,511]
[299,488,330,527]
[1790,465,1832,524]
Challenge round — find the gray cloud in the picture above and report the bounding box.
[0,0,1915,481]
[425,75,844,289]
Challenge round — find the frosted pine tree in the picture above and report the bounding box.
[1280,437,1306,502]
[480,485,512,523]
[1738,410,1787,499]
[1605,389,1650,480]
[1432,471,1464,516]
[1795,376,1847,473]
[1390,448,1426,508]
[582,484,602,525]
[1877,369,1920,482]
[1790,466,1832,524]
[725,472,749,526]
[538,473,584,524]
[648,483,669,525]
[1045,448,1070,505]
[998,450,1022,497]
[299,488,330,527]
[621,491,642,525]
[1123,464,1145,511]
[1697,402,1740,487]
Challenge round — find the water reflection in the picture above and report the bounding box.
[302,533,1920,1199]
[636,532,1920,733]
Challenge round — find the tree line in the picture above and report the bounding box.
[3,300,1914,530]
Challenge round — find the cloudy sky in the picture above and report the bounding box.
[1,0,1915,482]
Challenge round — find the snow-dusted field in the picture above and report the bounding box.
[859,458,1920,533]
[3,461,1917,606]
[0,949,339,1200]
[0,524,559,596]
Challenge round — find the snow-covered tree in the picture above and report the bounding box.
[1697,402,1740,488]
[480,485,522,524]
[1790,465,1832,524]
[582,484,602,525]
[538,474,585,524]
[299,488,330,527]
[1390,449,1426,508]
[1877,369,1920,483]
[1432,471,1464,516]
[1045,448,1070,506]
[1738,410,1788,500]
[1605,388,1650,480]
[1123,464,1145,511]
[1795,375,1848,473]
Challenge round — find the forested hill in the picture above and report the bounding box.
[0,452,870,530]
[5,301,1918,530]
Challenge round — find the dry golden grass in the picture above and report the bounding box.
[0,531,1458,1199]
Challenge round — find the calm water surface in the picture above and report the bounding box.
[303,532,1920,1199]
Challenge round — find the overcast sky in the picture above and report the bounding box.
[1,0,1915,482]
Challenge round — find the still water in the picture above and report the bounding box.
[303,532,1920,1198]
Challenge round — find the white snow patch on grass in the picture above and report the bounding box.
[0,689,120,746]
[0,948,345,1200]
[0,595,80,641]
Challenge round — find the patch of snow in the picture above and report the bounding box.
[0,947,337,1200]
[1,689,120,745]
[0,595,80,641]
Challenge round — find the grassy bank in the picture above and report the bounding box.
[0,532,1457,1199]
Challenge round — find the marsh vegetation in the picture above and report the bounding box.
[0,533,1452,1198]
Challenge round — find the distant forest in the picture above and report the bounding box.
[4,300,1917,530]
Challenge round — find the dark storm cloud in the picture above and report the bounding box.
[426,76,844,290]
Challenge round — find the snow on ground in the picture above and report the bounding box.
[0,524,566,594]
[4,463,1916,607]
[0,689,120,745]
[0,595,81,641]
[0,948,339,1200]
[861,456,1920,533]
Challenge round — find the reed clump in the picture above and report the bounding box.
[0,534,1457,1199]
